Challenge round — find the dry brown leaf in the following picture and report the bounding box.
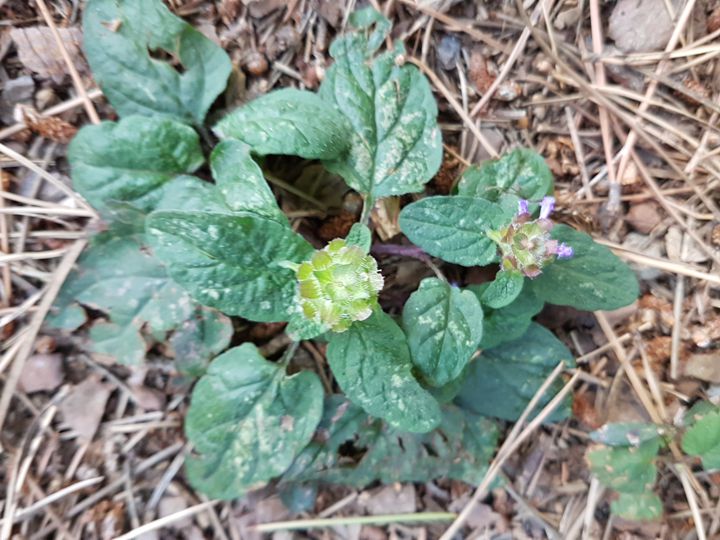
[60,375,112,441]
[11,26,87,84]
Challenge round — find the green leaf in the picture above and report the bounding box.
[682,406,720,471]
[402,278,483,387]
[348,7,391,54]
[68,116,203,215]
[399,196,509,266]
[456,323,575,422]
[531,225,639,311]
[284,398,498,487]
[345,223,371,252]
[47,229,197,364]
[457,148,553,202]
[89,321,146,365]
[590,423,664,447]
[481,271,524,309]
[326,310,442,433]
[214,89,352,160]
[319,27,442,197]
[611,492,663,521]
[83,0,231,124]
[147,177,314,322]
[185,343,324,500]
[170,307,233,377]
[210,140,284,222]
[587,439,660,494]
[469,283,544,350]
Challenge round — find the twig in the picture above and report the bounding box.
[407,57,499,158]
[441,364,580,539]
[0,240,86,434]
[114,500,220,540]
[35,0,100,124]
[253,512,457,533]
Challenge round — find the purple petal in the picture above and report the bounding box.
[517,199,530,216]
[539,196,555,219]
[556,242,573,259]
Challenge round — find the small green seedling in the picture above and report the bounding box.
[588,408,720,522]
[50,0,640,503]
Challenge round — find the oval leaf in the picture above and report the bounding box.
[682,407,720,471]
[83,0,231,124]
[68,116,203,214]
[457,322,575,422]
[185,343,324,499]
[531,225,640,311]
[399,196,508,266]
[481,271,524,309]
[468,283,544,350]
[214,88,352,160]
[210,140,284,221]
[402,278,483,387]
[326,310,441,433]
[320,32,442,197]
[148,211,312,321]
[458,148,553,202]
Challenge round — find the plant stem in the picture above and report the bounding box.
[371,244,447,282]
[279,341,300,368]
[253,512,457,533]
[360,194,375,225]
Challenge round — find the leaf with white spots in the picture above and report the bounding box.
[319,17,442,198]
[214,89,352,160]
[47,228,211,365]
[480,271,524,309]
[326,310,442,433]
[68,116,204,216]
[402,278,483,387]
[399,196,509,266]
[587,439,660,495]
[682,404,720,471]
[147,174,314,322]
[209,140,285,222]
[531,225,639,311]
[456,323,575,421]
[185,343,324,500]
[457,148,553,202]
[83,0,231,124]
[170,307,233,377]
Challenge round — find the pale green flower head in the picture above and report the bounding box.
[295,239,384,332]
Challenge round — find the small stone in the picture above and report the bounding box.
[363,485,416,515]
[626,202,662,234]
[436,35,461,71]
[3,76,35,104]
[35,88,58,110]
[19,353,63,393]
[245,51,268,76]
[159,497,191,529]
[609,0,677,52]
[622,233,663,280]
[684,352,720,383]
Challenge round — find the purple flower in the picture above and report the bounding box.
[539,196,555,219]
[556,242,573,259]
[517,199,530,216]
